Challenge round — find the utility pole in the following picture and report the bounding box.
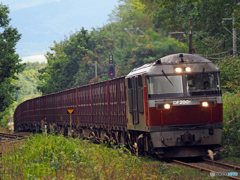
[233,11,237,57]
[168,32,185,40]
[222,15,238,57]
[124,26,141,36]
[124,26,144,43]
[189,18,193,54]
[95,60,97,82]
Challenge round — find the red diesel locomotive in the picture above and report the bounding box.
[14,53,223,158]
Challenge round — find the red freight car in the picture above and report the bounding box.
[14,77,127,138]
[14,53,223,158]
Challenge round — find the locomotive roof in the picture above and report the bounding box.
[157,53,210,64]
[126,53,216,78]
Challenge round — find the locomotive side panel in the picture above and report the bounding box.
[126,74,149,132]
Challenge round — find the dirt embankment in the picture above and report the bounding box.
[0,125,13,134]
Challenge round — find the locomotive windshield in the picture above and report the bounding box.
[186,73,221,96]
[147,75,183,98]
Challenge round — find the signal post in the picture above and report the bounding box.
[67,109,74,136]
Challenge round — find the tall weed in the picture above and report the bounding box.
[221,92,240,157]
[2,133,167,179]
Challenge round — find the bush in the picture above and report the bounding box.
[217,57,240,93]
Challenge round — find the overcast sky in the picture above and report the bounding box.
[1,0,119,62]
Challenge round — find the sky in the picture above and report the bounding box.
[1,0,120,63]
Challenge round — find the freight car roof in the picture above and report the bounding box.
[126,53,214,78]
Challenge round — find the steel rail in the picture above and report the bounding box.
[0,133,23,137]
[0,136,23,139]
[203,158,240,170]
[173,160,240,180]
[0,133,25,141]
[0,132,23,136]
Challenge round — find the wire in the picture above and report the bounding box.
[197,48,233,60]
[205,50,232,56]
[193,26,224,41]
[225,37,233,42]
[198,54,225,60]
[223,27,240,41]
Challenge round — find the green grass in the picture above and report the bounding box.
[3,133,159,179]
[220,157,240,166]
[1,133,228,180]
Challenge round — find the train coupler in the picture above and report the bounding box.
[181,132,194,143]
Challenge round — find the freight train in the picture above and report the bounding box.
[14,53,223,158]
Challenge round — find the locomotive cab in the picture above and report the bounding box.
[126,53,223,158]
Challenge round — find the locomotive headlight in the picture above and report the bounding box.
[202,102,209,107]
[164,104,171,109]
[185,67,192,72]
[175,67,182,73]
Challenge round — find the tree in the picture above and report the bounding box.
[0,4,25,114]
[0,62,44,128]
[38,1,187,94]
[38,28,116,94]
[217,57,240,92]
[140,0,240,56]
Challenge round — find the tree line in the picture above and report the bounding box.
[37,0,240,94]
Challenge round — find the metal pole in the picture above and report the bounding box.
[45,124,47,135]
[233,12,237,57]
[70,114,72,132]
[95,60,97,82]
[189,18,193,54]
[130,28,133,43]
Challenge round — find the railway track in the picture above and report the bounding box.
[0,133,26,142]
[173,159,240,180]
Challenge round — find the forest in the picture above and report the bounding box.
[0,0,240,158]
